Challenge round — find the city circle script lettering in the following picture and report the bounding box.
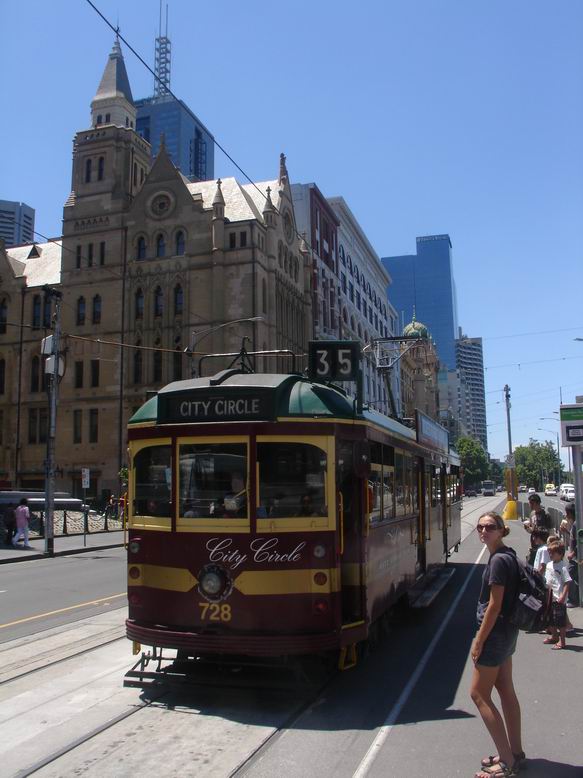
[206,537,307,570]
[180,397,260,419]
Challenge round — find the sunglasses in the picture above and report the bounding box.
[476,523,499,533]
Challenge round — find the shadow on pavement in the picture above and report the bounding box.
[524,758,583,776]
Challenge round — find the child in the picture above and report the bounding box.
[544,541,572,650]
[531,528,550,575]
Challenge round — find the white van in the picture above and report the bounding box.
[559,483,575,500]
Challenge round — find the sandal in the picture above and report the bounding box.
[481,752,525,771]
[475,762,517,777]
[543,636,558,644]
[552,644,565,650]
[474,757,519,778]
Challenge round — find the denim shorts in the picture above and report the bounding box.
[477,620,519,667]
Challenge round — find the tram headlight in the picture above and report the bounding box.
[200,570,223,596]
[313,544,326,559]
[197,564,233,602]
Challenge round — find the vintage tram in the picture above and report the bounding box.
[125,353,461,669]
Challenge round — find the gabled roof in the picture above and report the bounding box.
[93,39,134,105]
[185,178,279,224]
[5,241,62,287]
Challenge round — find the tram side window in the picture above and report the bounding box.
[257,442,327,519]
[431,469,441,507]
[179,444,247,519]
[395,452,405,518]
[133,445,172,517]
[368,443,382,524]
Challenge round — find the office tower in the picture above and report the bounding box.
[456,330,488,450]
[382,234,458,370]
[135,10,214,181]
[0,200,35,246]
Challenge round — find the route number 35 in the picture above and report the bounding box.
[308,340,360,382]
[198,602,232,621]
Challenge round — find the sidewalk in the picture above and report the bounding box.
[0,530,125,564]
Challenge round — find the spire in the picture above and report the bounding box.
[91,39,136,130]
[262,186,275,214]
[94,38,134,104]
[278,152,288,186]
[212,178,225,207]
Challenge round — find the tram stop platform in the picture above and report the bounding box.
[0,530,125,564]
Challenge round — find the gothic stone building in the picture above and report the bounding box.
[0,40,311,499]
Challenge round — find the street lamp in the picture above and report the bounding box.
[537,427,561,487]
[185,317,265,377]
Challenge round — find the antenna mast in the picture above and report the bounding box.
[154,1,171,97]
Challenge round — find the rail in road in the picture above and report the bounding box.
[0,499,580,777]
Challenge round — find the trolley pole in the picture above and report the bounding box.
[44,288,62,558]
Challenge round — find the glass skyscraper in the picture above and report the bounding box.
[0,200,35,246]
[135,96,214,182]
[382,234,459,370]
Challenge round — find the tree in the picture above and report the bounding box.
[457,436,489,487]
[514,438,561,491]
[489,459,504,485]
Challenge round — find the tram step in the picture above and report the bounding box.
[408,567,457,609]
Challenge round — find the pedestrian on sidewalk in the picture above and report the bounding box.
[544,540,571,650]
[471,511,524,778]
[562,503,579,608]
[3,503,16,546]
[523,494,553,564]
[531,528,550,575]
[12,498,32,549]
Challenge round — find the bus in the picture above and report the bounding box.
[481,480,495,496]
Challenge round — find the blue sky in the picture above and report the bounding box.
[1,0,582,465]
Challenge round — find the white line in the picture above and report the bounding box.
[352,543,489,778]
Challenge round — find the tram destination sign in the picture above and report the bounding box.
[158,389,276,424]
[416,410,449,454]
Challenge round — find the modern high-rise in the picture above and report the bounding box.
[456,330,487,450]
[134,19,214,181]
[381,234,458,370]
[0,200,35,246]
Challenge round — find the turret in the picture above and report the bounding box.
[212,179,225,250]
[91,38,137,130]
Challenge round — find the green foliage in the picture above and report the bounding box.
[457,436,489,487]
[489,459,504,484]
[514,438,561,491]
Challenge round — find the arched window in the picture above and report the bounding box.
[77,297,86,326]
[173,347,182,381]
[32,295,41,329]
[175,231,185,256]
[92,295,102,325]
[135,289,144,320]
[174,284,183,316]
[0,359,5,394]
[262,278,267,313]
[153,341,163,383]
[156,234,165,258]
[0,299,6,334]
[136,236,146,260]
[105,113,111,123]
[43,296,51,328]
[84,158,92,183]
[96,114,102,125]
[98,156,105,181]
[154,286,163,317]
[31,356,40,393]
[133,342,142,384]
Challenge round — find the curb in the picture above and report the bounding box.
[0,541,125,565]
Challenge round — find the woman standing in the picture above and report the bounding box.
[12,498,32,549]
[471,512,524,778]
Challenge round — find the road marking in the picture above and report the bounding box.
[352,543,488,778]
[0,593,125,629]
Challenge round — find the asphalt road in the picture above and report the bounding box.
[0,547,126,643]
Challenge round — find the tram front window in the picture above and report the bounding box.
[133,445,172,517]
[179,444,248,519]
[257,442,327,518]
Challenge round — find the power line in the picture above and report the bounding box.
[485,354,583,371]
[483,325,583,341]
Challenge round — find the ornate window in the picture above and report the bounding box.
[135,289,144,320]
[175,231,185,256]
[32,295,41,329]
[154,287,163,318]
[98,156,104,181]
[77,297,86,326]
[137,236,146,260]
[174,284,183,317]
[156,233,166,258]
[84,158,92,183]
[92,295,102,325]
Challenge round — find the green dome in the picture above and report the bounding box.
[403,318,429,338]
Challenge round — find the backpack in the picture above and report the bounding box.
[507,556,549,632]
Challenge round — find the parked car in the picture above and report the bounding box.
[528,487,536,495]
[496,485,504,492]
[544,484,557,496]
[518,484,527,493]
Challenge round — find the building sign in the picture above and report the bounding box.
[157,389,275,424]
[416,410,449,454]
[560,404,583,446]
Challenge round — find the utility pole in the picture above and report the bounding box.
[503,384,518,519]
[43,287,63,557]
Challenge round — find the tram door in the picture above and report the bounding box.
[416,461,430,578]
[337,440,365,625]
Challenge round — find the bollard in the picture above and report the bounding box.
[62,509,68,535]
[83,507,88,547]
[104,506,109,532]
[503,499,518,521]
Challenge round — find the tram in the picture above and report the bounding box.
[125,344,461,668]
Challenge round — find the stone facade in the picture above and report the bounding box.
[0,41,311,501]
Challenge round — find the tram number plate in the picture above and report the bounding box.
[198,602,232,622]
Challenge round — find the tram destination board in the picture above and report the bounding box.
[308,340,361,382]
[157,388,276,423]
